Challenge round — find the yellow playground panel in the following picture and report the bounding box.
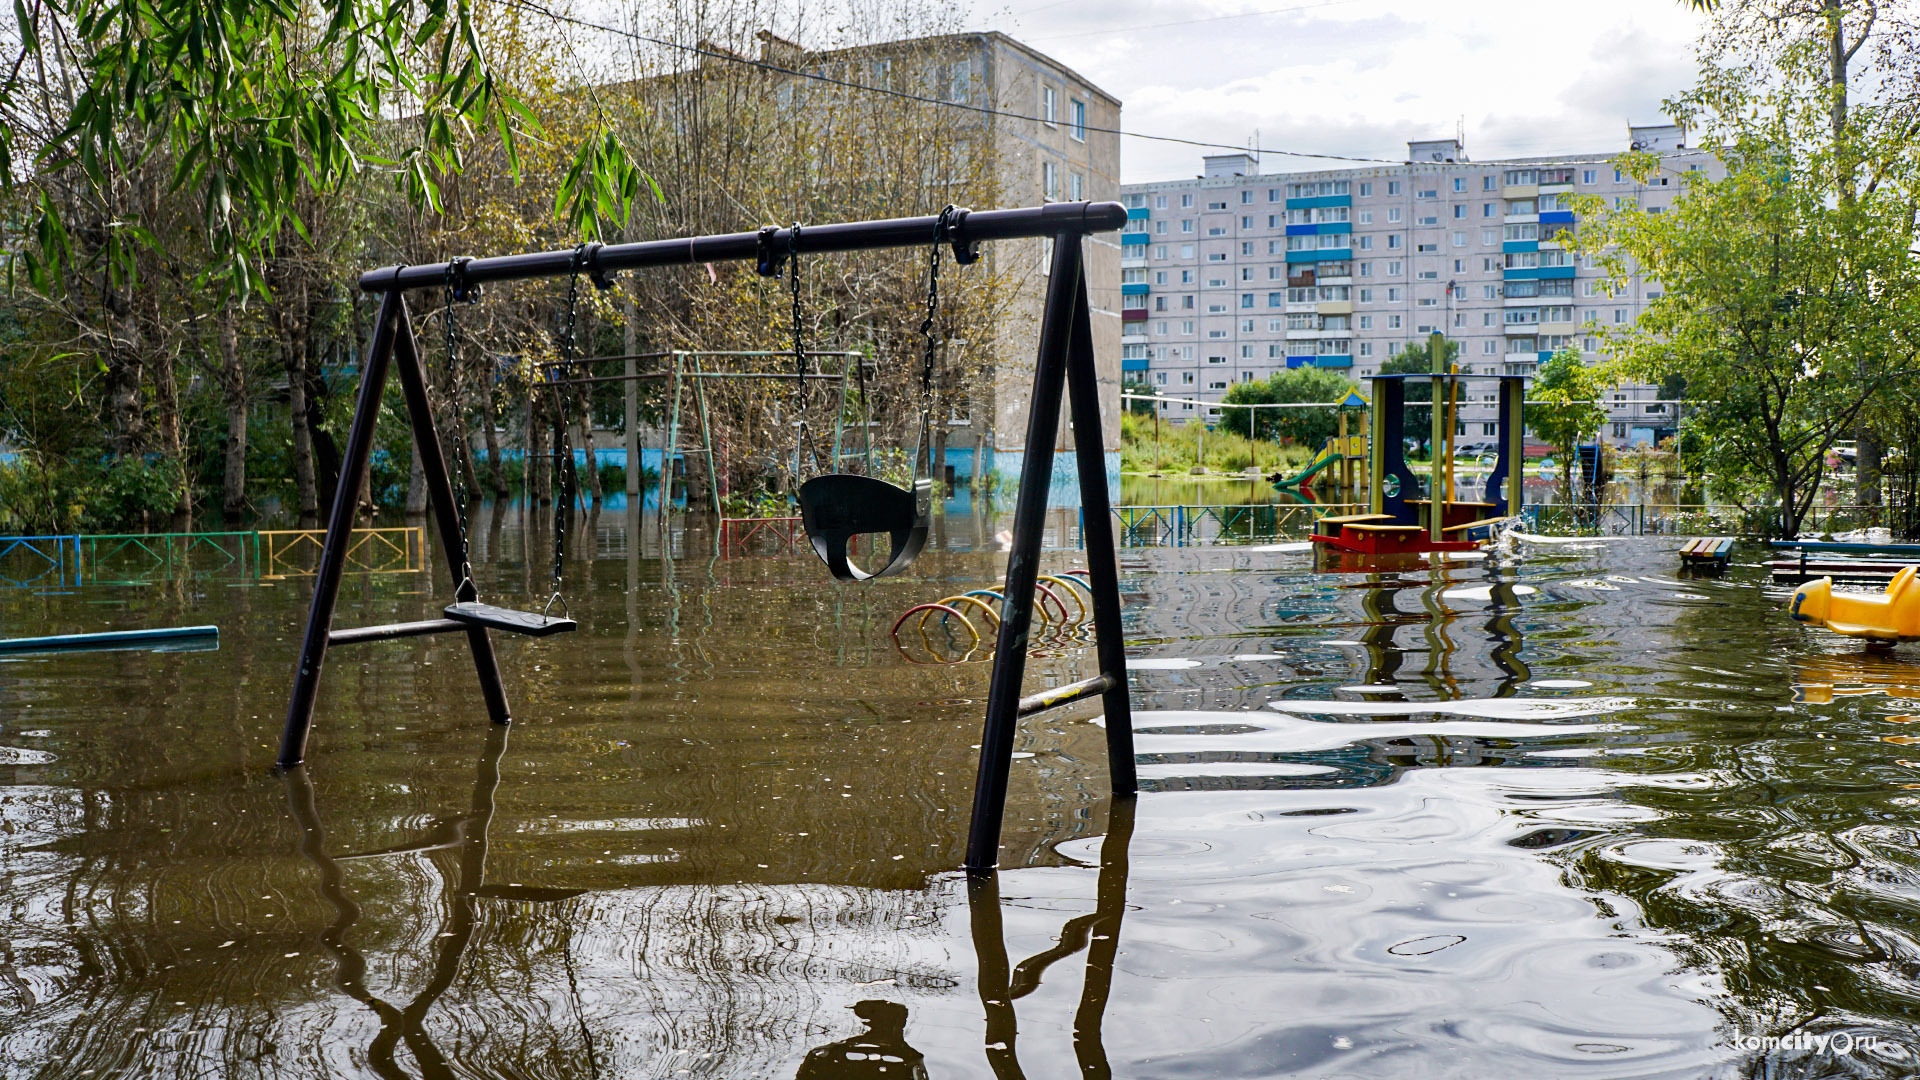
[260,527,424,579]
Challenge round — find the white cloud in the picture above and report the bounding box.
[982,0,1709,180]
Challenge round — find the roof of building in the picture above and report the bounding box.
[814,30,1121,108]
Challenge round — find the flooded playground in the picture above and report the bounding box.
[3,504,1919,1078]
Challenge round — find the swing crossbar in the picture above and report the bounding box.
[358,202,1124,293]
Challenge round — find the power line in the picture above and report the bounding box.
[488,0,1710,174]
[1025,0,1369,42]
[489,0,1398,164]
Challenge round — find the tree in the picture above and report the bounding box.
[1528,348,1612,492]
[1685,0,1914,502]
[1217,367,1356,446]
[1566,39,1920,538]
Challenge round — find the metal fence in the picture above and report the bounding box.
[1520,503,1893,538]
[259,527,423,579]
[1091,503,1366,546]
[0,528,423,587]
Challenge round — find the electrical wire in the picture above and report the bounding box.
[488,0,1717,174]
[1024,0,1369,42]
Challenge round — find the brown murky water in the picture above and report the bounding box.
[3,505,1919,1077]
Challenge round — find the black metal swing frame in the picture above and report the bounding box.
[279,199,1136,870]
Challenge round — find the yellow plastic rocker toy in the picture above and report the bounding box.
[1790,565,1920,642]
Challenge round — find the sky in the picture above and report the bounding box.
[970,0,1714,183]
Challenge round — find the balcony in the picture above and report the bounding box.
[1120,233,1149,247]
[1122,308,1149,322]
[1127,206,1150,220]
[1286,194,1352,210]
[1317,300,1353,316]
[1314,354,1354,368]
[1121,282,1150,296]
[1285,248,1353,264]
[1539,210,1576,225]
[1121,356,1149,371]
[1501,184,1539,199]
[1288,270,1317,288]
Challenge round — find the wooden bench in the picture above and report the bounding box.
[1343,523,1424,534]
[1680,537,1735,566]
[1317,513,1393,525]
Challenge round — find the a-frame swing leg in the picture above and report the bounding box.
[965,233,1135,871]
[280,290,510,769]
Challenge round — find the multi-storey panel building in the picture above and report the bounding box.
[1120,126,1716,445]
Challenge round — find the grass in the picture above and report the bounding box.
[1119,412,1315,475]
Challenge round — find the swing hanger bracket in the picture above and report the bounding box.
[446,257,481,304]
[576,242,616,291]
[754,225,787,278]
[942,206,981,266]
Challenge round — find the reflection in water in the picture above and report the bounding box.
[968,797,1134,1080]
[794,1000,928,1079]
[285,722,592,1079]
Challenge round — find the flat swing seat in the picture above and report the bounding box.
[798,473,931,582]
[443,602,577,637]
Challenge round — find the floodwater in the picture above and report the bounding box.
[3,505,1919,1078]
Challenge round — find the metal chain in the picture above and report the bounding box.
[788,222,807,487]
[916,208,954,480]
[443,259,475,597]
[548,253,584,620]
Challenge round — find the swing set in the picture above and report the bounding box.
[280,200,1135,870]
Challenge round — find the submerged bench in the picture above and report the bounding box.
[1680,537,1735,567]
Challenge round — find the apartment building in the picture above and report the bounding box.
[1119,125,1716,446]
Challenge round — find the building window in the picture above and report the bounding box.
[1387,287,1402,301]
[1359,236,1373,250]
[1241,190,1252,204]
[1241,294,1254,308]
[1182,372,1195,384]
[1268,292,1282,307]
[1483,176,1497,191]
[1154,371,1168,384]
[1041,85,1056,125]
[1388,181,1402,195]
[1070,99,1087,141]
[1358,263,1372,278]
[1153,245,1167,259]
[1388,315,1402,329]
[1358,315,1373,329]
[1359,342,1372,357]
[1453,177,1467,192]
[1387,235,1402,249]
[1387,261,1402,275]
[1069,172,1083,200]
[1582,169,1596,184]
[1181,193,1194,208]
[1181,219,1194,233]
[1042,162,1058,200]
[1452,232,1466,247]
[1181,320,1195,334]
[1483,340,1498,354]
[1155,195,1167,209]
[1388,207,1403,223]
[1180,244,1194,258]
[1453,205,1465,219]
